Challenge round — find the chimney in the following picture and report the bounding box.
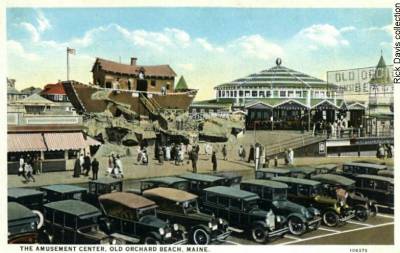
[130,57,137,66]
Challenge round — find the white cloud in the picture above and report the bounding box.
[365,25,391,35]
[20,22,40,42]
[177,63,194,71]
[340,26,356,33]
[164,28,191,47]
[7,40,40,61]
[196,38,224,53]
[295,24,350,49]
[231,35,283,60]
[36,10,51,32]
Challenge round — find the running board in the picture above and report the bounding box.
[228,227,244,233]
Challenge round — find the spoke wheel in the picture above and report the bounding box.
[192,228,210,245]
[251,225,268,243]
[288,217,306,235]
[354,206,368,222]
[323,211,339,227]
[143,236,161,245]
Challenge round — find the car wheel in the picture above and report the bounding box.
[288,217,306,235]
[322,211,339,227]
[370,204,378,217]
[251,225,268,243]
[143,236,161,245]
[192,228,211,245]
[354,206,368,222]
[308,220,321,231]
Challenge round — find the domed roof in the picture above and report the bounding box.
[216,58,337,90]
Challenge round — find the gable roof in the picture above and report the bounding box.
[175,76,189,90]
[42,83,66,95]
[92,58,176,78]
[216,59,337,90]
[15,93,55,105]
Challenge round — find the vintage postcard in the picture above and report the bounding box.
[2,1,398,253]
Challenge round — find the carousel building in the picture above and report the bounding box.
[214,58,353,130]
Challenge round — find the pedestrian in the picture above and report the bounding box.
[260,145,266,169]
[107,155,114,175]
[178,147,185,166]
[73,155,81,178]
[288,148,294,165]
[378,144,385,159]
[211,151,217,172]
[274,156,278,167]
[165,145,171,161]
[79,153,85,174]
[222,144,227,161]
[171,144,177,162]
[83,153,91,176]
[24,161,35,182]
[18,155,24,176]
[158,146,164,164]
[284,149,289,165]
[142,150,149,165]
[190,149,198,173]
[248,145,255,163]
[115,155,124,178]
[91,158,99,180]
[238,145,244,161]
[255,144,260,170]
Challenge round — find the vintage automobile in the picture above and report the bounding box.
[40,199,120,244]
[314,164,339,174]
[272,176,355,227]
[377,169,394,178]
[340,162,387,179]
[178,173,225,195]
[85,178,123,206]
[214,172,242,186]
[310,174,376,220]
[98,192,187,244]
[135,177,189,193]
[8,188,44,211]
[39,184,88,202]
[143,187,231,244]
[255,168,291,180]
[200,186,288,243]
[8,202,42,243]
[354,174,394,210]
[288,167,317,179]
[240,179,321,235]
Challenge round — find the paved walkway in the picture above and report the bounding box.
[8,148,393,188]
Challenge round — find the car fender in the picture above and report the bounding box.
[251,221,268,230]
[146,231,163,241]
[32,210,44,229]
[191,224,211,234]
[286,213,307,224]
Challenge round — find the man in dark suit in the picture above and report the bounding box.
[91,158,99,180]
[83,153,91,176]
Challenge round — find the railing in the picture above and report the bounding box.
[264,134,326,157]
[316,128,394,139]
[7,112,83,126]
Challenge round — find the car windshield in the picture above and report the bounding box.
[137,206,156,218]
[310,185,321,196]
[273,188,287,201]
[182,200,199,214]
[244,200,259,211]
[78,216,98,228]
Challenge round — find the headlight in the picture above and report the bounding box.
[276,216,281,223]
[218,218,223,224]
[173,224,179,231]
[111,239,117,245]
[159,228,165,235]
[208,222,213,228]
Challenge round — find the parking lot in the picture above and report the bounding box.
[222,213,394,245]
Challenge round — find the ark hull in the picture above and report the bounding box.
[62,81,197,116]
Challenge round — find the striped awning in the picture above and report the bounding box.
[8,133,47,152]
[44,132,86,151]
[85,135,102,146]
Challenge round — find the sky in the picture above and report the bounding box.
[6,8,392,100]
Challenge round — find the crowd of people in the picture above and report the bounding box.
[17,154,41,183]
[376,143,393,159]
[73,153,100,179]
[313,118,351,138]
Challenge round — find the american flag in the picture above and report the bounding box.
[67,47,76,55]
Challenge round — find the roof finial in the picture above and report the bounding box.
[381,49,383,56]
[276,58,282,66]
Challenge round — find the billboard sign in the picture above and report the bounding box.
[327,65,393,93]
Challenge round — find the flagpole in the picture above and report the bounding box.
[67,47,70,81]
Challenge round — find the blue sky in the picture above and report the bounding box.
[7,8,392,99]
